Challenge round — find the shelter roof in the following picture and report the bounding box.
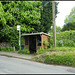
[22,32,51,37]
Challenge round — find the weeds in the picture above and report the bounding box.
[54,47,75,51]
[44,52,75,67]
[18,49,30,54]
[36,48,51,55]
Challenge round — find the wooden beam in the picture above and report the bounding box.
[24,37,25,49]
[36,36,37,52]
[41,34,43,48]
[28,37,29,51]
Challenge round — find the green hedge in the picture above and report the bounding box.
[50,30,75,47]
[0,47,13,52]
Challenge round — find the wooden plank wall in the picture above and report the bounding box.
[24,37,29,50]
[41,34,49,49]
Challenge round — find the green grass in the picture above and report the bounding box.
[36,48,52,55]
[44,52,75,67]
[18,49,30,54]
[36,47,75,55]
[32,47,75,67]
[53,47,75,51]
[33,52,75,67]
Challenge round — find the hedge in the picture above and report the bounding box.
[0,47,13,52]
[50,30,75,47]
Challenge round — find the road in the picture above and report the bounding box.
[0,56,75,74]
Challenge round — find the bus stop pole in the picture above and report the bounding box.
[19,28,21,50]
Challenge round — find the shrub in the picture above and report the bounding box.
[43,40,49,49]
[50,30,75,47]
[49,33,53,47]
[43,40,49,46]
[57,40,64,47]
[18,49,30,54]
[36,47,51,55]
[0,47,13,52]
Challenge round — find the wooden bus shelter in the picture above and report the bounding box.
[22,32,51,53]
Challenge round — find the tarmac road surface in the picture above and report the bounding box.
[0,56,75,74]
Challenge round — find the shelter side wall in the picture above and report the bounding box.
[48,36,51,47]
[42,34,49,49]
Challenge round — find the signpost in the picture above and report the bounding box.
[17,25,21,50]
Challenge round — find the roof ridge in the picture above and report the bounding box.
[22,32,51,37]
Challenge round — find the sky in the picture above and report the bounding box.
[56,1,75,28]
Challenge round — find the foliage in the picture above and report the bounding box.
[63,7,75,31]
[0,26,19,50]
[0,1,43,50]
[0,47,13,52]
[1,1,42,33]
[52,47,75,51]
[64,7,75,23]
[44,52,75,67]
[51,26,62,33]
[0,1,58,50]
[18,49,30,54]
[50,26,62,47]
[43,40,49,46]
[49,33,53,47]
[50,30,75,47]
[62,22,75,31]
[33,51,75,67]
[36,48,51,55]
[43,40,49,49]
[40,1,58,33]
[21,37,24,45]
[56,30,75,47]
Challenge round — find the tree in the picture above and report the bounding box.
[56,26,62,33]
[0,2,6,30]
[62,7,75,31]
[62,22,75,31]
[51,26,61,33]
[1,1,43,33]
[64,7,75,23]
[40,1,58,33]
[0,1,58,49]
[0,1,43,49]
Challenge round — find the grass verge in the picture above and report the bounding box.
[32,51,75,67]
[32,47,75,67]
[36,48,52,55]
